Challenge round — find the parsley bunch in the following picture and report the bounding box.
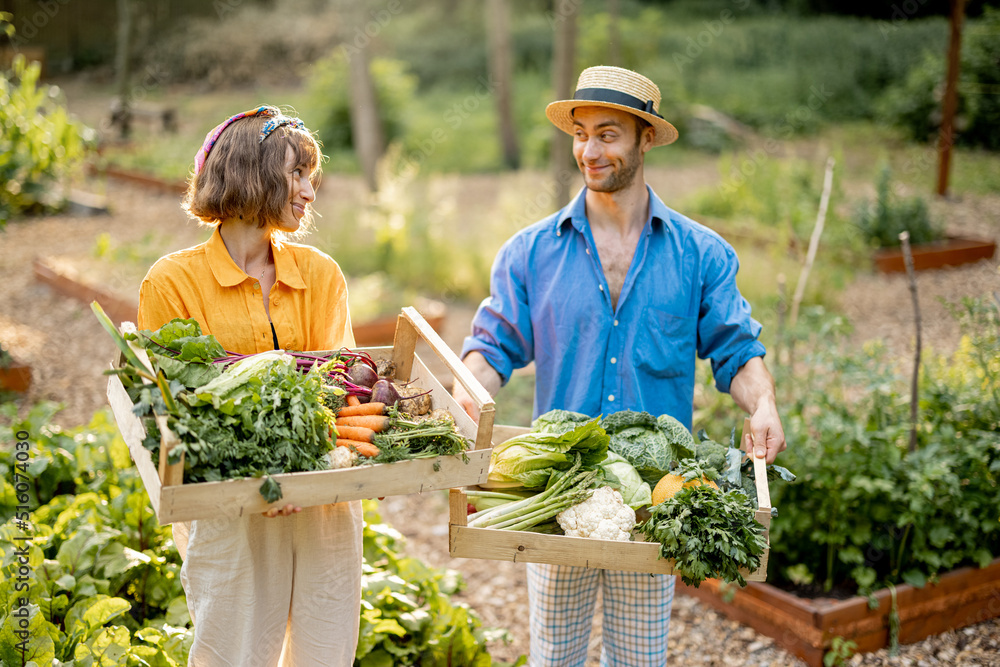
[639,485,768,587]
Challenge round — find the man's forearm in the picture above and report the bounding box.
[729,356,775,415]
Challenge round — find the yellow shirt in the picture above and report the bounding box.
[138,227,354,354]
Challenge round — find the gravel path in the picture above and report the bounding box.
[1,175,998,666]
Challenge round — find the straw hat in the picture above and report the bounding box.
[546,66,678,147]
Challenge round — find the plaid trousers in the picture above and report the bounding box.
[526,562,675,667]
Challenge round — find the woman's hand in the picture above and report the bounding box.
[262,503,301,518]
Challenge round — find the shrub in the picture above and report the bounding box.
[768,299,1000,596]
[853,165,944,248]
[0,52,93,227]
[877,9,1000,150]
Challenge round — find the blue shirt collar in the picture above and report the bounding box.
[554,185,673,235]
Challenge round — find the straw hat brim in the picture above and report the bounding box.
[546,99,679,147]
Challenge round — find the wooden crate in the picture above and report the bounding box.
[106,307,494,524]
[449,422,772,580]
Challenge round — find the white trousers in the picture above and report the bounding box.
[175,501,363,667]
[526,563,675,667]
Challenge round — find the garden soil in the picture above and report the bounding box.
[1,174,998,666]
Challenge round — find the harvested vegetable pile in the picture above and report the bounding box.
[92,303,470,502]
[467,408,794,586]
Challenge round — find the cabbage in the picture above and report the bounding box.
[602,410,695,486]
[599,452,653,510]
[484,416,609,489]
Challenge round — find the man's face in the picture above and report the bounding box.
[571,106,652,193]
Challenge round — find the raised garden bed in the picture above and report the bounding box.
[0,360,32,393]
[874,236,996,273]
[675,557,1000,667]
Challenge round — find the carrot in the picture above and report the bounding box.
[334,424,376,443]
[335,415,391,432]
[337,402,386,417]
[336,438,380,458]
[345,394,362,407]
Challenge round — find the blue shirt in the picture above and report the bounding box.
[461,186,766,429]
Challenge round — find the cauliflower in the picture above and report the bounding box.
[328,446,358,469]
[556,486,636,541]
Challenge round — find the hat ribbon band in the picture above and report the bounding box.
[573,88,663,119]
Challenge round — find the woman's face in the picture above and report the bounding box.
[277,144,316,233]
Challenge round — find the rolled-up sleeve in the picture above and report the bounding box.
[696,241,766,394]
[461,235,535,384]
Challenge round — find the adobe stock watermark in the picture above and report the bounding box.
[385,73,500,184]
[6,0,70,47]
[341,0,404,62]
[716,83,832,195]
[878,0,933,38]
[100,63,171,134]
[672,0,753,73]
[515,167,579,227]
[9,428,35,662]
[546,0,583,28]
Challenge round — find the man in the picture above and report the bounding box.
[454,66,786,666]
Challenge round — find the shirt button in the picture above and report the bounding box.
[253,282,260,290]
[599,285,604,291]
[613,319,619,326]
[586,248,590,255]
[610,357,617,364]
[608,394,615,402]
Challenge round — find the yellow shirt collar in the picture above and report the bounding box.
[205,227,307,290]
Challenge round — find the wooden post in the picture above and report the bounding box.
[899,231,922,453]
[936,0,967,197]
[790,157,835,328]
[775,273,787,368]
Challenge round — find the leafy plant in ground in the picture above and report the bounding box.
[853,164,944,249]
[769,299,1000,596]
[0,402,510,665]
[0,46,93,228]
[0,403,191,665]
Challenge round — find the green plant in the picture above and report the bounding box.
[769,299,1000,596]
[0,404,192,664]
[824,636,857,666]
[0,51,93,227]
[0,402,509,665]
[853,165,944,248]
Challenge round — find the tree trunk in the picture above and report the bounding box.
[551,0,578,210]
[486,0,520,169]
[341,0,385,192]
[113,0,134,139]
[608,0,621,66]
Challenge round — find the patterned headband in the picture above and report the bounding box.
[193,105,308,174]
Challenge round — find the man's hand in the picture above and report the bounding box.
[730,357,786,464]
[453,351,503,420]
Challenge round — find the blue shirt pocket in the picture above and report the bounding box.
[633,308,697,379]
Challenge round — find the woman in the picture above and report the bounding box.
[137,106,362,666]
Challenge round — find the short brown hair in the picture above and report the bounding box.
[183,113,322,231]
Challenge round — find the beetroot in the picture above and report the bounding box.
[347,362,379,388]
[370,379,401,406]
